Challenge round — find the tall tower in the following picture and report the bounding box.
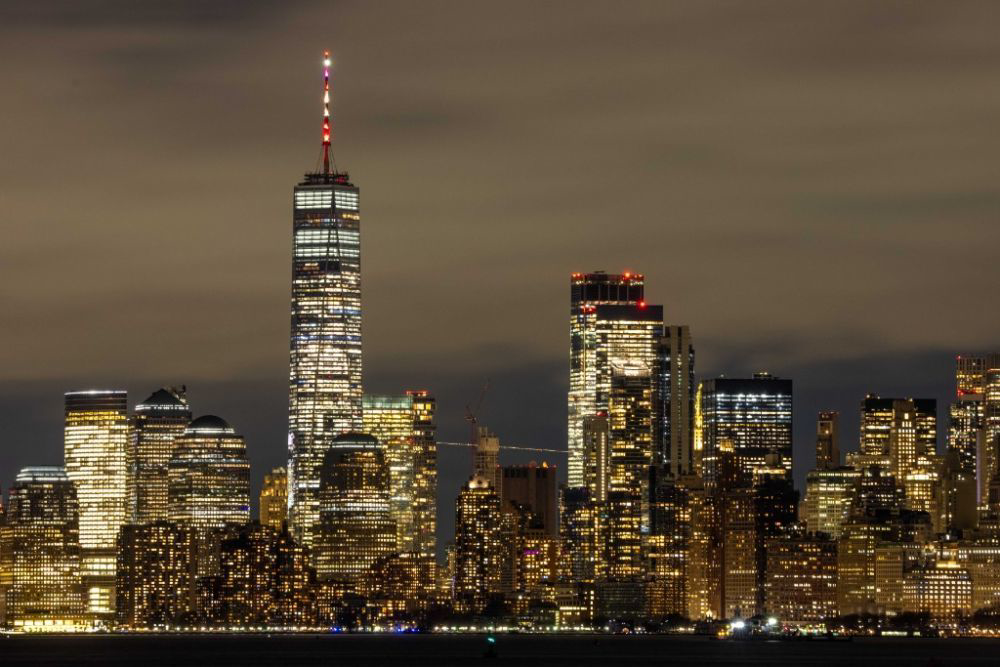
[64,389,128,620]
[568,271,647,487]
[362,391,438,557]
[288,52,363,550]
[656,325,695,476]
[128,387,191,524]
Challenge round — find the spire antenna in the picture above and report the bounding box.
[322,50,332,175]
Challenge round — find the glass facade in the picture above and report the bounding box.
[568,272,647,487]
[128,387,191,524]
[315,433,395,583]
[167,415,250,532]
[697,374,793,488]
[288,168,363,553]
[63,389,128,619]
[362,391,437,558]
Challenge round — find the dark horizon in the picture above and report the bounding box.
[1,2,998,549]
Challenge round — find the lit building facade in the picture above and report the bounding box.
[559,487,604,586]
[260,466,289,531]
[6,467,84,630]
[858,396,936,480]
[362,391,437,556]
[568,271,655,487]
[608,361,654,525]
[315,433,395,584]
[802,467,860,539]
[582,415,610,503]
[764,532,838,621]
[64,389,128,619]
[167,415,251,532]
[128,387,191,524]
[656,325,695,476]
[116,521,198,628]
[454,476,503,614]
[288,55,363,552]
[697,374,793,488]
[902,560,973,622]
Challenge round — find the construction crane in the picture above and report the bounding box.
[438,441,566,455]
[464,379,490,443]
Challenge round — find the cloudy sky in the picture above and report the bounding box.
[1,1,998,543]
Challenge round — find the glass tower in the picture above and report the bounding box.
[63,389,128,620]
[288,54,363,551]
[128,387,191,524]
[568,271,648,487]
[362,391,437,558]
[697,374,793,488]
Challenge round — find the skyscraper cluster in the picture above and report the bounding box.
[2,55,1000,636]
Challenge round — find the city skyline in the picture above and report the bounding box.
[1,4,1000,647]
[2,3,998,532]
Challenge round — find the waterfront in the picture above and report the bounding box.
[2,634,997,666]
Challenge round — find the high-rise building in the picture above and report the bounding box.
[473,427,501,494]
[116,521,198,628]
[949,355,993,486]
[501,462,558,537]
[454,476,503,614]
[858,396,936,468]
[901,560,973,622]
[764,531,838,622]
[362,391,437,556]
[559,487,604,586]
[656,325,695,476]
[260,466,289,531]
[0,494,10,627]
[802,467,860,539]
[6,467,84,631]
[646,470,689,618]
[315,433,395,584]
[568,271,660,487]
[815,411,840,470]
[128,387,191,524]
[685,480,722,620]
[608,361,654,521]
[288,53,363,551]
[167,415,251,532]
[697,374,793,487]
[64,389,128,619]
[857,396,937,509]
[983,358,1000,506]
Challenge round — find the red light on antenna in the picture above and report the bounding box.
[638,300,647,309]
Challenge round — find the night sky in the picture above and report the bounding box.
[1,1,998,548]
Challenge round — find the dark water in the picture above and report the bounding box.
[1,634,996,666]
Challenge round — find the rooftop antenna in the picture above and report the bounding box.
[322,50,332,175]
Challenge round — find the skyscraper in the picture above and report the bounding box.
[128,387,191,524]
[697,374,793,488]
[362,391,438,557]
[260,466,289,531]
[64,389,128,619]
[167,415,251,532]
[116,521,198,628]
[656,325,695,476]
[315,433,395,584]
[453,475,503,614]
[608,361,654,531]
[815,411,840,470]
[6,467,84,631]
[568,271,651,487]
[501,462,558,537]
[288,52,363,551]
[949,355,992,481]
